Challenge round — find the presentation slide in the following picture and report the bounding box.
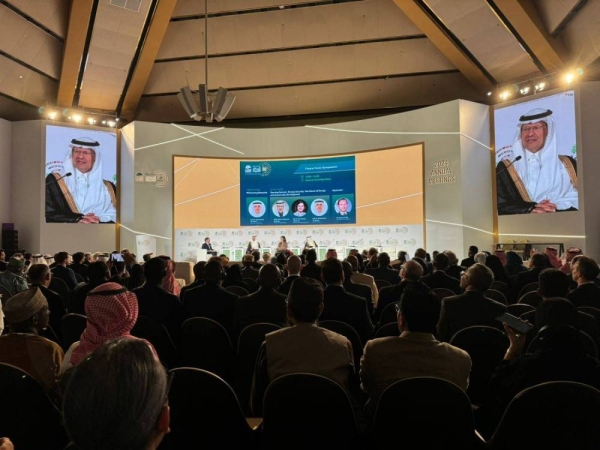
[240,156,356,226]
[494,90,578,215]
[174,145,425,261]
[45,124,117,224]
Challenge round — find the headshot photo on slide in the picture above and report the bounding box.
[292,199,308,217]
[249,200,266,218]
[272,200,289,217]
[311,198,328,216]
[334,197,352,215]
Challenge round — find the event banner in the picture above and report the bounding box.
[240,156,356,226]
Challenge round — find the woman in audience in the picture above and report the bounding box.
[505,251,527,276]
[126,264,146,290]
[63,338,170,450]
[222,264,250,291]
[485,254,510,284]
[159,256,181,296]
[61,282,155,373]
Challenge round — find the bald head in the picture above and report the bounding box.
[259,263,282,289]
[286,255,302,275]
[401,260,423,281]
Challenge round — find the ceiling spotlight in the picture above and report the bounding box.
[47,110,57,120]
[499,91,510,101]
[101,120,107,125]
[564,72,575,84]
[576,68,584,76]
[487,91,492,96]
[534,82,546,92]
[87,118,96,125]
[107,120,116,127]
[73,114,82,123]
[519,86,530,95]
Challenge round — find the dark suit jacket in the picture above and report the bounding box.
[344,280,374,317]
[437,290,507,342]
[321,285,373,344]
[421,271,461,294]
[180,279,204,299]
[241,266,259,281]
[182,281,239,334]
[512,267,544,303]
[51,265,78,290]
[69,263,88,282]
[460,257,475,268]
[568,283,600,309]
[232,288,287,338]
[133,284,184,343]
[300,263,322,282]
[445,264,465,280]
[35,284,66,338]
[375,280,427,323]
[68,281,105,314]
[365,267,400,285]
[278,274,301,296]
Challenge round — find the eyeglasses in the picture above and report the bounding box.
[73,149,94,157]
[521,124,546,133]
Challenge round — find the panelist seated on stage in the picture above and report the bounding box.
[201,237,217,256]
[247,235,261,254]
[276,236,288,252]
[46,137,116,223]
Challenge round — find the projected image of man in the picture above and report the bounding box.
[273,200,289,218]
[311,199,328,217]
[249,201,266,218]
[496,109,578,215]
[335,198,351,216]
[46,137,117,223]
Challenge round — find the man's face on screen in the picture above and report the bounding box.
[253,204,262,215]
[277,203,284,214]
[521,121,548,154]
[72,147,96,173]
[338,199,348,213]
[316,202,323,213]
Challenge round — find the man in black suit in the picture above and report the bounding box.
[182,260,238,334]
[28,263,66,338]
[300,249,322,282]
[201,237,217,256]
[179,261,205,299]
[460,245,478,268]
[568,256,600,308]
[366,252,400,285]
[279,255,302,296]
[437,263,507,342]
[421,253,461,294]
[69,252,88,282]
[232,264,287,338]
[511,253,551,303]
[51,251,79,290]
[342,261,374,316]
[444,250,465,280]
[320,258,373,344]
[69,261,110,314]
[241,255,260,281]
[375,260,425,323]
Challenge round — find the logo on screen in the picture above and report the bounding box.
[260,163,271,176]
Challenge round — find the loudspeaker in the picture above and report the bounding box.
[211,87,236,122]
[198,84,209,114]
[177,86,200,120]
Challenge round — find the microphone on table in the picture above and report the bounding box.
[46,172,72,185]
[496,156,522,176]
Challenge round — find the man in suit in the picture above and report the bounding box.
[51,252,79,290]
[232,264,287,338]
[375,260,424,323]
[437,263,507,342]
[28,263,66,339]
[320,258,373,344]
[278,255,302,296]
[568,256,600,308]
[201,237,217,256]
[182,260,239,334]
[179,261,205,299]
[300,249,322,282]
[421,252,461,294]
[511,253,551,302]
[444,250,465,280]
[241,255,260,281]
[360,284,471,415]
[69,261,110,314]
[246,235,261,254]
[460,245,478,268]
[346,255,378,306]
[342,261,374,316]
[366,252,400,285]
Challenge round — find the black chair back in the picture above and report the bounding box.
[517,282,539,300]
[318,320,363,373]
[180,317,236,384]
[74,273,85,283]
[374,279,391,291]
[244,278,259,292]
[449,326,509,405]
[226,285,249,296]
[378,301,399,328]
[491,280,509,298]
[577,311,600,344]
[579,306,600,328]
[0,363,68,449]
[372,377,479,450]
[374,322,399,339]
[489,381,600,450]
[261,373,361,450]
[39,324,62,348]
[518,291,543,308]
[60,313,87,352]
[485,289,508,305]
[236,322,281,415]
[131,316,178,368]
[432,287,455,300]
[507,304,535,317]
[49,277,71,308]
[527,330,598,358]
[159,367,257,450]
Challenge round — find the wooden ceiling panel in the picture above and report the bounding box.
[0,94,39,121]
[158,0,421,60]
[0,5,62,79]
[172,0,330,18]
[0,55,57,106]
[6,0,69,39]
[561,0,600,68]
[146,38,453,94]
[534,0,581,35]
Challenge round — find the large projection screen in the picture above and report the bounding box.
[174,145,424,261]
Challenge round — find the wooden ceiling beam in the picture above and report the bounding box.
[392,0,495,92]
[56,0,94,107]
[119,0,179,121]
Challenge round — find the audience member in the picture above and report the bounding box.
[70,252,88,281]
[375,260,425,323]
[232,264,287,337]
[241,255,259,280]
[511,253,552,302]
[414,248,432,274]
[278,255,302,296]
[346,254,378,305]
[320,258,373,344]
[474,252,487,265]
[560,247,583,275]
[223,264,251,291]
[420,252,461,294]
[342,261,374,316]
[568,256,600,308]
[460,245,478,268]
[485,254,510,284]
[0,288,63,395]
[300,249,322,282]
[505,251,527,277]
[360,284,471,415]
[251,250,263,269]
[179,261,205,299]
[538,268,570,300]
[0,256,28,296]
[62,338,170,450]
[69,261,110,315]
[0,248,6,272]
[365,252,400,285]
[125,263,146,291]
[28,264,66,337]
[181,260,239,334]
[51,252,78,290]
[444,250,465,280]
[61,282,149,373]
[494,249,507,266]
[133,257,183,343]
[159,256,181,297]
[437,263,506,342]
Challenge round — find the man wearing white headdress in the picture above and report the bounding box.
[45,137,117,223]
[496,108,578,215]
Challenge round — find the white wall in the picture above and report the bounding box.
[0,118,11,226]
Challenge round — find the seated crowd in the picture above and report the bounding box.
[0,244,599,448]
